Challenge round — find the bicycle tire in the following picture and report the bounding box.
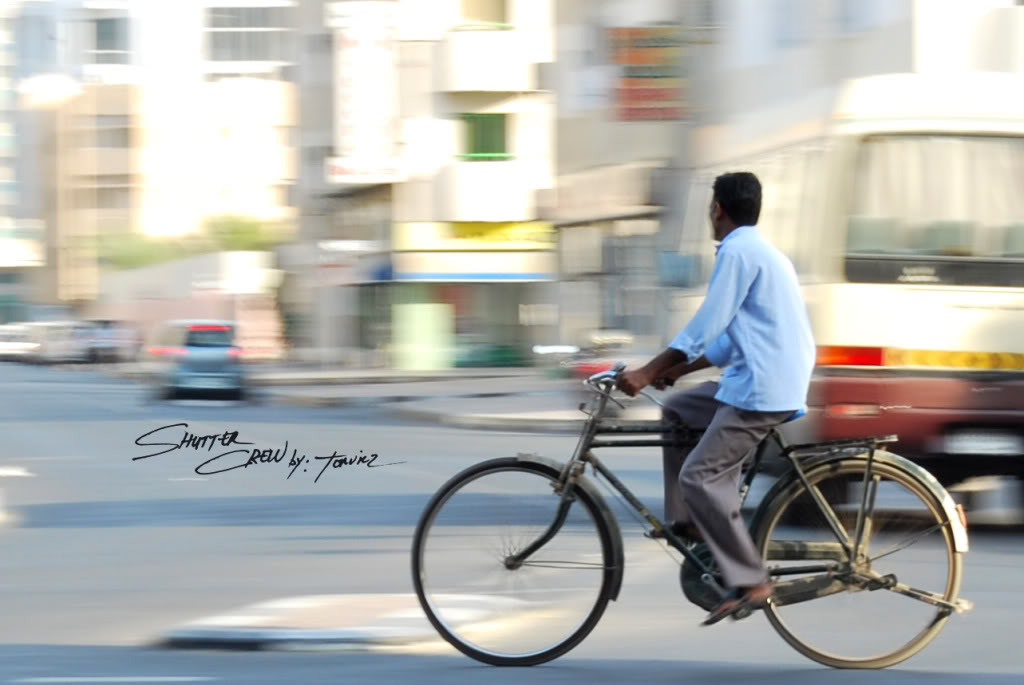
[411,456,621,666]
[753,453,963,669]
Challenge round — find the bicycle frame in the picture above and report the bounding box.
[508,366,907,605]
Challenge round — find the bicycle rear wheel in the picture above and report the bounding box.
[756,456,962,669]
[411,457,618,666]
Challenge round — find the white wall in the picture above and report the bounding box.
[510,0,554,63]
[197,78,296,221]
[913,0,1018,73]
[132,1,297,237]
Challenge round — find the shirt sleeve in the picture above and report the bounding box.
[668,247,755,362]
[704,331,736,367]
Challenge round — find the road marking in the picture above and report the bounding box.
[13,679,218,684]
[15,457,78,462]
[0,466,34,477]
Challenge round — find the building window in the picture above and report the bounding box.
[459,0,510,28]
[96,186,132,209]
[460,113,511,160]
[91,17,130,64]
[94,115,133,148]
[206,6,293,64]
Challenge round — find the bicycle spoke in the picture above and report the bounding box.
[518,560,608,570]
[868,522,944,563]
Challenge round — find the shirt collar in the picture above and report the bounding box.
[715,225,756,254]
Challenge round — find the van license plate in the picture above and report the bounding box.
[944,431,1023,456]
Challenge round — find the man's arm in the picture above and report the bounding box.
[618,248,753,397]
[653,354,712,389]
[668,249,754,362]
[620,351,712,395]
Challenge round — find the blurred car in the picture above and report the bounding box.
[82,319,118,363]
[559,330,654,416]
[0,324,36,361]
[24,321,88,364]
[146,319,248,400]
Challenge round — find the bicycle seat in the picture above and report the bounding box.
[782,408,806,424]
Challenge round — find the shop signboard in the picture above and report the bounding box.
[393,222,555,252]
[607,24,685,121]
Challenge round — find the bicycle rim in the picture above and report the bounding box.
[758,459,962,669]
[412,459,614,666]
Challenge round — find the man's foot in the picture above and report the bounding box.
[645,520,704,542]
[701,581,773,626]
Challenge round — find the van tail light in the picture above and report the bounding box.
[817,346,885,367]
[149,346,187,357]
[824,404,882,419]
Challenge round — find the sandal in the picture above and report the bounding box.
[701,583,773,626]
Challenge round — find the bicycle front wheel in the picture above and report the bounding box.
[756,456,963,669]
[411,457,618,666]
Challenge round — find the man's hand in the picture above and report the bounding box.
[616,368,651,397]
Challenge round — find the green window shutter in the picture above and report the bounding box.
[461,113,511,160]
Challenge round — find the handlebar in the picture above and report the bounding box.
[583,360,666,409]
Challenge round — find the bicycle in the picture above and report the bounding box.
[411,362,973,669]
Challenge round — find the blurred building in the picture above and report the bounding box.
[13,0,299,319]
[551,0,689,352]
[303,0,557,369]
[0,0,44,324]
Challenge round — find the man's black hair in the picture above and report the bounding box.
[712,172,762,226]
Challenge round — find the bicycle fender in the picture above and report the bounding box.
[514,454,627,601]
[751,450,969,554]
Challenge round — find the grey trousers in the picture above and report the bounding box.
[661,381,793,588]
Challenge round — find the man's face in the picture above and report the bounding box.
[709,197,724,241]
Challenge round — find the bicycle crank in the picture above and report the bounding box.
[680,543,727,611]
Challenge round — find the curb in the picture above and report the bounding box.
[98,366,537,387]
[268,394,421,409]
[250,373,527,387]
[387,405,659,433]
[267,390,558,411]
[157,593,528,652]
[159,627,442,652]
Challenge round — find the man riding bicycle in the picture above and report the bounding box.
[616,171,816,626]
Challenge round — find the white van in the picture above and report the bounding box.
[25,321,89,364]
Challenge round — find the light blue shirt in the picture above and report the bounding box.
[669,225,816,412]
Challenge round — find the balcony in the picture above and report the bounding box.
[436,27,537,93]
[434,159,535,222]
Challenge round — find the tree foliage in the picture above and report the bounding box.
[98,216,289,270]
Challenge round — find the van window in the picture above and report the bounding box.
[845,134,1024,287]
[185,325,234,347]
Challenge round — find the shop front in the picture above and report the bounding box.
[552,162,668,351]
[390,221,558,370]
